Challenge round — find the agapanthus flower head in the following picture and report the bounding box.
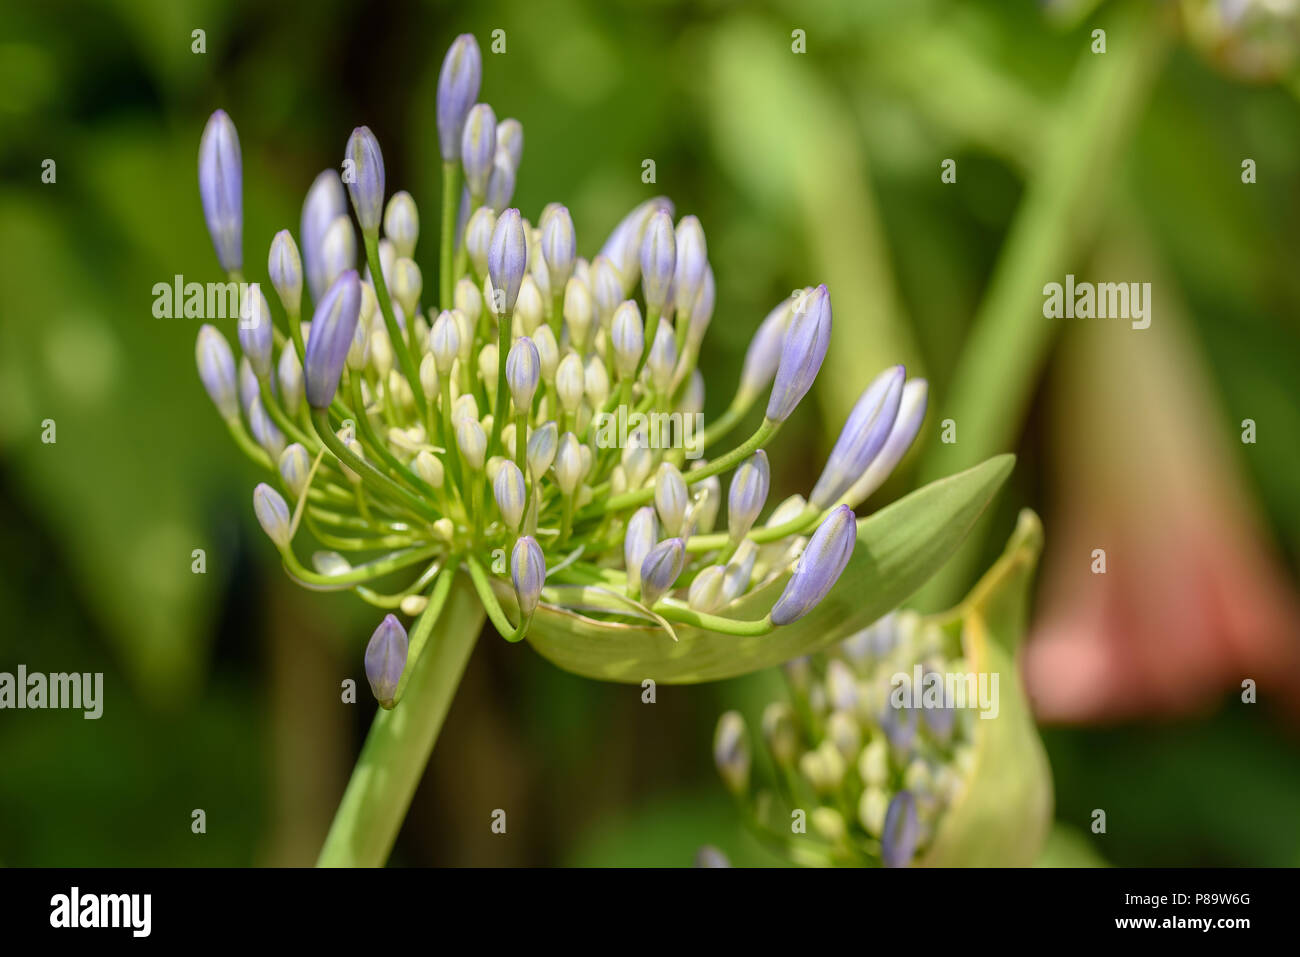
[715,612,978,867]
[194,36,929,712]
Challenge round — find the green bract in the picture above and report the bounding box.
[521,455,1015,683]
[710,509,1052,867]
[192,33,1026,867]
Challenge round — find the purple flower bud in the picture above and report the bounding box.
[881,790,920,868]
[770,504,855,625]
[511,535,546,617]
[195,325,238,419]
[713,711,751,794]
[496,118,524,169]
[485,154,516,211]
[739,294,800,401]
[248,395,285,461]
[727,450,770,543]
[766,284,831,423]
[461,103,497,199]
[252,482,292,549]
[488,208,527,314]
[540,206,576,294]
[639,537,686,608]
[304,270,362,408]
[198,109,242,272]
[639,210,676,315]
[437,34,483,162]
[364,614,408,709]
[599,197,674,290]
[344,126,385,235]
[845,379,928,506]
[505,336,540,411]
[268,230,303,316]
[624,506,659,595]
[810,365,905,509]
[301,170,347,301]
[610,301,644,380]
[672,215,707,320]
[238,285,274,378]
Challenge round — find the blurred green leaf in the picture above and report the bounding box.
[699,15,921,434]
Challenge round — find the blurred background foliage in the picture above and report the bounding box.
[1,0,1298,865]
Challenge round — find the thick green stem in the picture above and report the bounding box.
[316,572,484,867]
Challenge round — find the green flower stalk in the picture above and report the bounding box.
[192,33,1017,867]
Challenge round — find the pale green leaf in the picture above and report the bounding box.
[920,510,1054,866]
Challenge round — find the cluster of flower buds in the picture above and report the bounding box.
[195,34,927,711]
[712,612,976,867]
